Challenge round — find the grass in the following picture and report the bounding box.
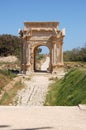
[0,69,16,93]
[0,69,16,78]
[45,67,86,106]
[0,81,24,105]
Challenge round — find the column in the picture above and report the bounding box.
[20,41,23,72]
[53,42,56,65]
[23,40,27,74]
[26,41,32,74]
[49,49,52,72]
[60,43,63,64]
[56,43,60,64]
[21,39,26,73]
[26,41,30,64]
[52,45,54,65]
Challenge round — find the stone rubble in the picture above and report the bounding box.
[0,56,17,62]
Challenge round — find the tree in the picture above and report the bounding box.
[63,44,86,62]
[0,34,23,58]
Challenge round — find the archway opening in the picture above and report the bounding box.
[34,46,51,72]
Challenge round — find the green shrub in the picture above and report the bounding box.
[0,69,16,79]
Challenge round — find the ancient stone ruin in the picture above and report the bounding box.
[19,22,65,75]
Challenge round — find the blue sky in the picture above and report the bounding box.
[0,0,86,51]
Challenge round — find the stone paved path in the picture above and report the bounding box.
[0,106,86,130]
[41,56,50,71]
[14,73,52,106]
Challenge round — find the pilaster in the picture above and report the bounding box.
[25,41,31,73]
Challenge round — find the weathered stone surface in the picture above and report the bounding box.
[13,73,52,106]
[19,22,65,75]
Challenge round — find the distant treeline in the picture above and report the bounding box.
[64,45,86,62]
[0,34,22,58]
[0,34,86,62]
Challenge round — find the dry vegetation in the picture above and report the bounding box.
[0,56,25,105]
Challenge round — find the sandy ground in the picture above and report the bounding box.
[0,106,86,130]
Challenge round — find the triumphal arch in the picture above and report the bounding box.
[19,22,65,74]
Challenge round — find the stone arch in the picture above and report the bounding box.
[33,45,51,72]
[19,22,65,75]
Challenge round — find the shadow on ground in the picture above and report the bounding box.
[34,70,51,74]
[12,127,53,130]
[0,125,10,128]
[8,69,19,74]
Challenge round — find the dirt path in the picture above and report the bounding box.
[14,73,52,106]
